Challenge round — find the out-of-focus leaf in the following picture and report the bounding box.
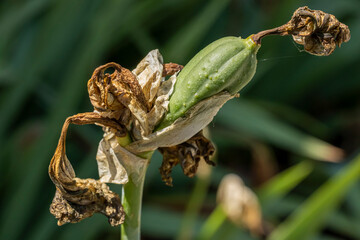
[196,205,227,240]
[0,0,52,53]
[268,153,360,240]
[162,0,231,63]
[257,161,314,203]
[216,99,343,162]
[0,0,163,239]
[346,182,360,219]
[142,204,203,238]
[326,211,360,240]
[254,100,331,138]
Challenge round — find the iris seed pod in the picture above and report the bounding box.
[157,36,260,129]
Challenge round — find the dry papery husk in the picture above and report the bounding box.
[217,174,263,236]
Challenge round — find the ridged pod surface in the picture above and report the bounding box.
[157,36,260,129]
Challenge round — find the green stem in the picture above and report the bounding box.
[121,165,148,240]
[117,133,153,240]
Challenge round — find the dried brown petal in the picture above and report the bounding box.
[87,62,149,133]
[96,131,150,186]
[50,179,124,226]
[252,6,350,56]
[131,50,180,138]
[132,50,164,105]
[145,74,177,135]
[162,63,183,77]
[49,112,125,226]
[158,131,215,186]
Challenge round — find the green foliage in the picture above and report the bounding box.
[0,0,359,239]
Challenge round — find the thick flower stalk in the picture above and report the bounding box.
[47,6,350,240]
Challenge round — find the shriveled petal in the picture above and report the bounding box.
[50,179,124,226]
[96,136,129,185]
[132,74,178,140]
[126,92,233,153]
[131,50,181,139]
[87,62,149,134]
[96,131,149,186]
[162,63,183,76]
[132,49,164,104]
[158,131,215,186]
[48,113,125,226]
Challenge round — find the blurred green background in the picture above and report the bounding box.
[1,0,359,239]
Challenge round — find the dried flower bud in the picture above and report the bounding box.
[252,6,350,56]
[286,6,350,56]
[158,131,215,186]
[217,174,263,235]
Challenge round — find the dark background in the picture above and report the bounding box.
[0,0,359,239]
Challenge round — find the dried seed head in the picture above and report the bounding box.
[158,131,215,186]
[252,6,350,56]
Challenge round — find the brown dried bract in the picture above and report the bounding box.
[252,6,350,56]
[48,112,125,226]
[162,63,183,77]
[158,131,215,186]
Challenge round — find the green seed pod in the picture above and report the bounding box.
[157,36,260,129]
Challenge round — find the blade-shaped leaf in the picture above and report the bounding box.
[268,153,360,240]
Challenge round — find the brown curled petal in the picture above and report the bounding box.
[50,180,124,226]
[49,112,125,226]
[162,63,183,77]
[87,62,148,121]
[158,146,180,186]
[158,131,215,186]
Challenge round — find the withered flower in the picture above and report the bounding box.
[252,6,350,56]
[49,50,220,226]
